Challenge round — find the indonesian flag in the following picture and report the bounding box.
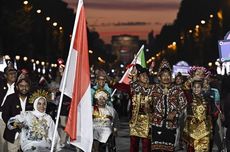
[60,0,93,151]
[120,45,146,84]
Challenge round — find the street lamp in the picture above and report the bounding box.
[36,9,41,14]
[5,55,10,60]
[53,22,57,27]
[15,55,20,60]
[23,1,28,5]
[208,62,212,67]
[201,20,206,24]
[46,17,50,21]
[36,60,40,65]
[23,57,28,61]
[41,61,45,66]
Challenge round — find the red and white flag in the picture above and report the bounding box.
[111,45,146,97]
[119,45,146,84]
[59,0,93,151]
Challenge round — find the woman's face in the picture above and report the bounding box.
[97,96,107,107]
[37,98,47,113]
[192,82,202,95]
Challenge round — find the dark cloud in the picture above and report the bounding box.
[113,21,151,26]
[85,2,179,10]
[89,21,151,27]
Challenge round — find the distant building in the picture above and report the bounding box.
[111,35,140,64]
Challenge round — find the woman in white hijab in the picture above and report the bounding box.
[7,96,60,152]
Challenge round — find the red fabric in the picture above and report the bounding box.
[64,5,90,140]
[213,111,219,118]
[113,82,131,95]
[126,64,135,69]
[130,136,150,152]
[142,137,151,152]
[187,145,195,152]
[184,90,193,104]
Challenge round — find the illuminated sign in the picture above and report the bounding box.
[173,61,190,77]
[218,31,230,62]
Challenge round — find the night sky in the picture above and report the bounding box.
[63,0,181,43]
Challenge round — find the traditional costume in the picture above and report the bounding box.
[7,90,59,152]
[92,90,119,152]
[113,64,152,152]
[151,59,187,152]
[183,67,212,152]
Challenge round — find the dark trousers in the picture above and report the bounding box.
[130,136,151,152]
[93,135,116,152]
[210,117,222,152]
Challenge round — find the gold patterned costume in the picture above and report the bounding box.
[129,82,152,138]
[183,94,212,152]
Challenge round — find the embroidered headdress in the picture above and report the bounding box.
[188,66,210,81]
[185,66,211,91]
[158,59,172,75]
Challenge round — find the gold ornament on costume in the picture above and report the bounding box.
[29,90,50,104]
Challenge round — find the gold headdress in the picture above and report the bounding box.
[188,66,210,81]
[158,59,172,74]
[184,66,211,91]
[29,89,50,104]
[94,89,110,100]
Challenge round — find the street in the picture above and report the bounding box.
[61,116,220,152]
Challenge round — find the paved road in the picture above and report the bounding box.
[60,116,220,152]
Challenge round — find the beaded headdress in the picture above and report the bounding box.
[158,59,172,74]
[188,66,210,81]
[185,66,211,91]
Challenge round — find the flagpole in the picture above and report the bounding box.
[50,0,83,151]
[111,45,144,97]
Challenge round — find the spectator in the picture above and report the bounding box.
[0,64,17,152]
[2,72,33,152]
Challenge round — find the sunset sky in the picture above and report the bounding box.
[63,0,181,43]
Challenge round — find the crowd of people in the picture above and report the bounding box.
[0,58,230,152]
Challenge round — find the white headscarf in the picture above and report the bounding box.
[32,96,47,117]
